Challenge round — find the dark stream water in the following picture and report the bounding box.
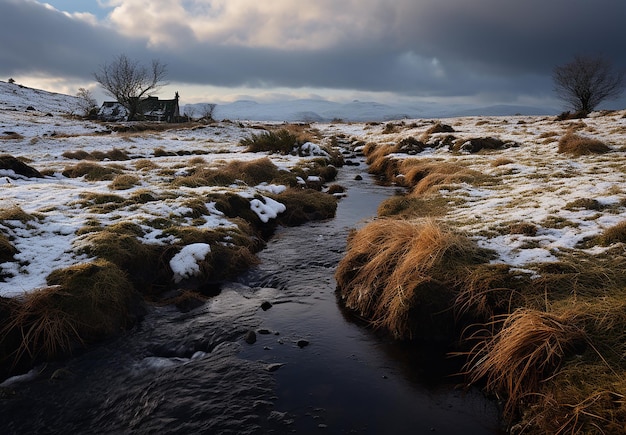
[0,157,503,434]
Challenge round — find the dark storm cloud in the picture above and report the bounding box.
[0,0,157,79]
[1,0,625,106]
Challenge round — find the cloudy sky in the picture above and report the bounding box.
[1,0,625,111]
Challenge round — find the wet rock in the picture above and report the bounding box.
[0,155,43,179]
[396,137,425,155]
[257,329,272,335]
[265,363,285,372]
[354,174,363,181]
[296,339,310,348]
[260,301,273,311]
[244,330,257,344]
[452,137,506,153]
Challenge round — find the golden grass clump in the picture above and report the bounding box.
[175,157,294,188]
[109,174,140,190]
[597,221,626,246]
[396,160,486,195]
[163,226,261,284]
[75,227,162,293]
[240,129,301,154]
[335,219,492,340]
[62,148,129,161]
[1,260,141,368]
[0,131,24,140]
[491,157,515,167]
[274,123,320,144]
[419,122,455,142]
[269,187,338,225]
[455,264,530,321]
[133,159,159,171]
[564,197,603,211]
[509,222,538,236]
[557,131,611,156]
[466,309,586,417]
[377,194,449,218]
[62,162,123,181]
[0,232,17,263]
[0,206,38,225]
[363,143,400,182]
[77,192,126,213]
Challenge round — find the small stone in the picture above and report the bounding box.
[354,174,363,181]
[260,301,273,311]
[296,339,310,348]
[266,363,285,372]
[244,330,257,344]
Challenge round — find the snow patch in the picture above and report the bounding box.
[250,196,286,223]
[169,243,212,283]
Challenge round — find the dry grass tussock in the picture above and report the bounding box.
[0,260,140,367]
[419,122,455,142]
[268,188,338,225]
[240,129,302,154]
[62,162,124,181]
[0,206,38,225]
[62,148,130,161]
[557,131,611,156]
[335,219,492,340]
[465,309,586,418]
[0,232,18,263]
[458,251,626,433]
[0,131,24,140]
[109,174,140,190]
[377,194,449,218]
[398,159,488,195]
[364,144,400,181]
[597,220,626,246]
[174,157,294,188]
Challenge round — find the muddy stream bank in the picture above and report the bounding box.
[0,157,502,434]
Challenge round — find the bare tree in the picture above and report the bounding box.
[553,55,624,117]
[75,87,98,118]
[94,54,168,121]
[199,104,217,122]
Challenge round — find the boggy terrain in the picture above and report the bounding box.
[334,112,626,433]
[2,83,626,433]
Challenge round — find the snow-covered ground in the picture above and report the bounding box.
[333,113,626,271]
[1,80,625,296]
[0,82,334,296]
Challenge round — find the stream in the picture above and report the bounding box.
[0,156,503,434]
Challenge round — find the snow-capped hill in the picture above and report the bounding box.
[0,80,81,115]
[451,104,558,117]
[184,99,558,123]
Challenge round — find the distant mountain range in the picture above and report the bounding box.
[0,80,558,122]
[184,99,559,122]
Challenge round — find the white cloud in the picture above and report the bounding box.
[104,0,394,50]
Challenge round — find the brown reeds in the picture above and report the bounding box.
[465,309,586,417]
[62,162,123,181]
[396,160,485,195]
[1,260,141,367]
[364,143,401,181]
[597,221,626,246]
[557,132,611,156]
[467,308,585,415]
[174,157,293,188]
[335,219,491,340]
[109,174,140,190]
